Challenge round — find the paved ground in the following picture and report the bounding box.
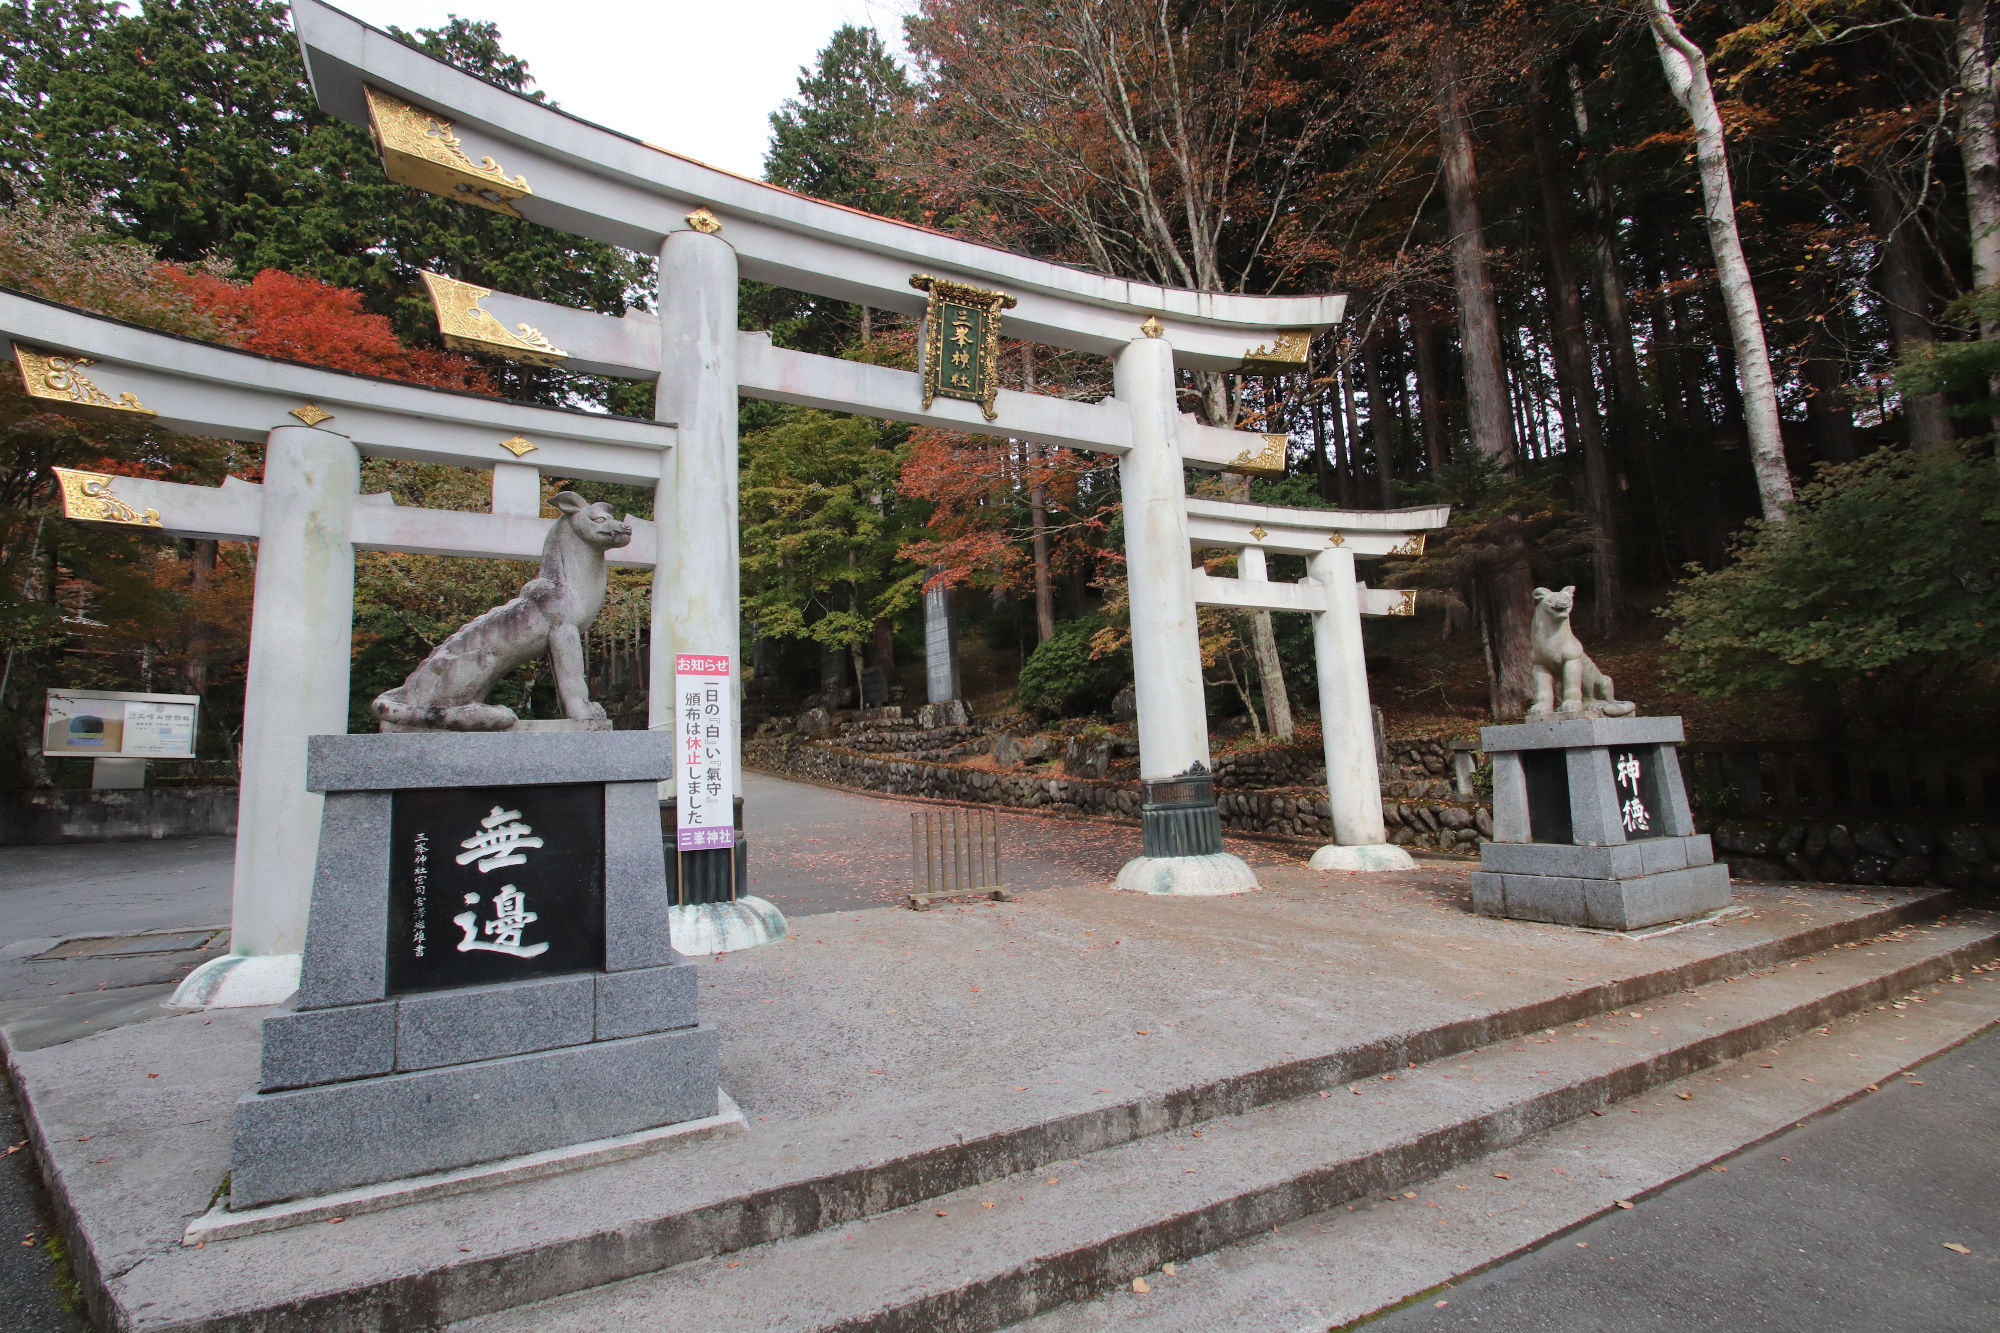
[0,774,1303,953]
[0,774,1303,1330]
[1371,1026,2000,1333]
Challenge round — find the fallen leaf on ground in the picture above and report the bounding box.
[1046,1177,1060,1185]
[1576,1242,1589,1248]
[1676,1092,1692,1101]
[1944,1242,1971,1255]
[1132,1278,1151,1293]
[936,1210,948,1217]
[1615,1200,1634,1210]
[1711,1165,1728,1172]
[1494,1172,1511,1180]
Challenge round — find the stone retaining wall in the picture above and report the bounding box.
[1710,818,2000,892]
[0,786,238,845]
[744,738,1488,855]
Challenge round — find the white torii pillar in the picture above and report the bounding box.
[650,224,787,952]
[172,424,359,1006]
[1306,546,1413,871]
[1110,333,1257,896]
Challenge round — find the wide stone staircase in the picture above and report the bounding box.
[435,893,2000,1333]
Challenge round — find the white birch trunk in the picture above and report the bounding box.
[1959,1,2000,339]
[1646,0,1794,520]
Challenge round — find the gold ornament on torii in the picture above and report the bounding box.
[364,86,532,217]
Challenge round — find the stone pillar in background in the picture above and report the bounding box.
[1110,334,1256,896]
[923,564,959,705]
[173,424,360,1008]
[1305,547,1412,872]
[651,222,785,953]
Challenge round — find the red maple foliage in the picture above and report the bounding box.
[162,267,494,394]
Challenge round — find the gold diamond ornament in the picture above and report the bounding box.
[498,435,539,457]
[685,207,722,234]
[290,403,334,426]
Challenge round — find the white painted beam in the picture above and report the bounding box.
[1184,496,1452,557]
[1,290,674,486]
[68,473,657,565]
[1189,569,1328,614]
[291,0,1343,372]
[737,334,1132,454]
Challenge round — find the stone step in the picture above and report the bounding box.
[449,908,2000,1333]
[1011,951,2000,1333]
[94,890,1962,1330]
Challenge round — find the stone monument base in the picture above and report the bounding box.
[227,730,719,1210]
[1115,852,1259,896]
[1473,837,1731,931]
[233,1003,718,1208]
[1474,715,1732,932]
[1310,843,1417,873]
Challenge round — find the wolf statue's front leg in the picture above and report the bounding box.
[1561,657,1585,711]
[1531,664,1558,715]
[547,622,607,722]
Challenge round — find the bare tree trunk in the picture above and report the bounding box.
[1023,345,1055,643]
[1222,475,1295,741]
[1411,312,1450,474]
[1568,65,1646,410]
[1484,548,1538,720]
[1645,0,1795,519]
[1795,270,1858,465]
[1362,334,1397,506]
[1312,392,1337,501]
[1960,0,2000,314]
[1436,48,1517,465]
[1533,109,1624,636]
[1866,171,1954,450]
[1339,355,1364,506]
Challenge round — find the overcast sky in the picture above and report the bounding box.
[333,1,916,179]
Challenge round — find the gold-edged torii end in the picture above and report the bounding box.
[1239,330,1312,374]
[418,271,569,367]
[364,85,531,217]
[12,344,156,421]
[51,466,161,528]
[1222,433,1288,478]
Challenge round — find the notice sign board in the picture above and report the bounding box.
[386,782,605,995]
[674,653,734,851]
[42,689,198,758]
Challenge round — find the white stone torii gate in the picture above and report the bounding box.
[289,0,1449,895]
[13,1,1454,1007]
[4,287,678,1006]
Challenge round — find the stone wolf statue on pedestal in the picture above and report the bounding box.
[1526,585,1635,720]
[374,491,632,731]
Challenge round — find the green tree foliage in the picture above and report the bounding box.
[739,410,924,693]
[0,0,651,409]
[748,24,920,358]
[766,24,917,219]
[1662,446,2000,730]
[1016,613,1131,716]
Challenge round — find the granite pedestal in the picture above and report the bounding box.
[1472,715,1731,931]
[230,730,719,1209]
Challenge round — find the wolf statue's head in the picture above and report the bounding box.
[1531,585,1577,622]
[551,490,633,552]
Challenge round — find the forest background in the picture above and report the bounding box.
[1,0,1997,791]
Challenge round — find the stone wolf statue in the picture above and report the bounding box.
[1527,585,1635,719]
[374,491,633,731]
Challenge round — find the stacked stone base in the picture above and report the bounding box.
[1473,835,1732,931]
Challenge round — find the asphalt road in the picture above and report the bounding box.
[1372,1026,2000,1333]
[1,1075,83,1332]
